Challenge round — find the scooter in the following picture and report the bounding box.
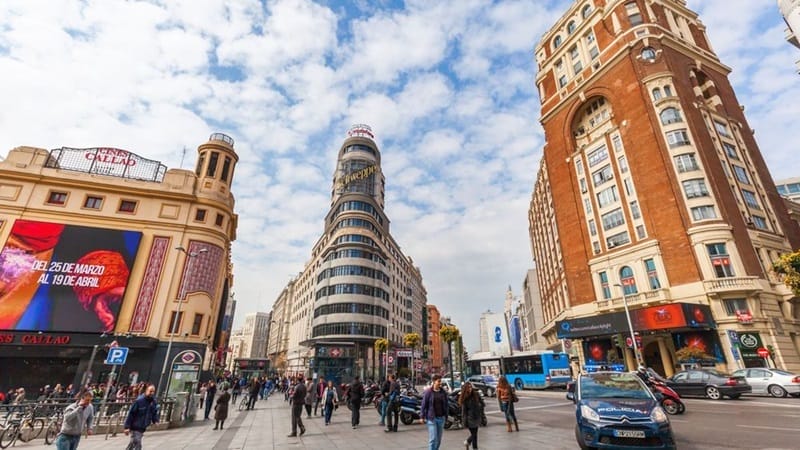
[398,392,423,425]
[650,379,685,415]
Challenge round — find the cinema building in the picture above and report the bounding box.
[529,0,800,375]
[268,125,427,382]
[0,133,238,392]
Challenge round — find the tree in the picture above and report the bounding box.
[374,338,389,380]
[773,250,800,295]
[439,325,460,383]
[403,332,421,383]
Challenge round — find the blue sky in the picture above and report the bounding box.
[1,0,798,353]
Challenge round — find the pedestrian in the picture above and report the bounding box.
[203,381,217,420]
[231,379,241,405]
[321,380,339,425]
[54,391,94,450]
[313,376,325,416]
[379,375,390,426]
[213,386,231,430]
[459,382,485,450]
[419,374,448,450]
[495,375,518,432]
[123,384,159,450]
[287,375,307,437]
[304,380,315,418]
[384,374,400,432]
[347,376,365,429]
[246,377,260,410]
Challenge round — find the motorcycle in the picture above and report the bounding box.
[444,389,463,430]
[649,379,685,415]
[398,392,423,425]
[345,381,380,411]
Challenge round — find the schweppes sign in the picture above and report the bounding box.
[336,164,376,189]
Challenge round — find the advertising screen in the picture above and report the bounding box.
[0,219,142,333]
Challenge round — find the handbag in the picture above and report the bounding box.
[511,389,519,403]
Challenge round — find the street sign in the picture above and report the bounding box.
[756,347,770,358]
[105,347,129,365]
[388,356,394,364]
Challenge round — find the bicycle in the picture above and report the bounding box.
[0,407,45,449]
[44,409,64,445]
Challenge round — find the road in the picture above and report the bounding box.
[504,389,800,449]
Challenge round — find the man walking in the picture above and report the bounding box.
[347,376,365,429]
[379,375,390,426]
[124,384,159,450]
[246,377,260,410]
[420,375,448,450]
[384,374,401,432]
[287,375,307,437]
[54,391,94,450]
[203,380,216,420]
[313,376,325,416]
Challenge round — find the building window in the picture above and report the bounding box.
[624,178,635,196]
[573,59,583,75]
[575,158,584,175]
[118,200,137,213]
[612,134,623,153]
[191,314,203,336]
[630,200,641,219]
[666,129,691,148]
[659,107,682,125]
[47,191,68,205]
[618,156,628,173]
[714,120,730,137]
[215,213,224,227]
[593,241,601,254]
[741,189,760,210]
[663,85,673,96]
[168,311,184,335]
[589,45,599,60]
[584,198,593,214]
[601,208,625,231]
[722,298,748,316]
[559,75,568,88]
[579,178,588,193]
[588,219,597,236]
[683,179,709,198]
[674,153,699,173]
[83,196,103,209]
[707,243,735,277]
[732,165,750,184]
[607,231,630,249]
[751,215,768,230]
[567,21,576,34]
[625,2,643,25]
[592,164,614,186]
[620,266,638,294]
[723,142,739,160]
[652,87,662,101]
[641,47,657,62]
[587,145,609,167]
[221,156,232,182]
[636,224,646,239]
[644,259,661,289]
[596,185,619,207]
[553,35,563,49]
[599,271,611,299]
[196,152,206,177]
[195,209,207,222]
[582,4,593,19]
[691,205,717,220]
[206,151,219,177]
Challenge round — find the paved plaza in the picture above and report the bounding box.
[19,394,574,450]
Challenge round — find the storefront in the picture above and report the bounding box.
[556,303,720,375]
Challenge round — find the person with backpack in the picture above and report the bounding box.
[384,374,401,432]
[321,380,339,425]
[459,382,485,450]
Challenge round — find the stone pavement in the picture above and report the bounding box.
[19,394,574,449]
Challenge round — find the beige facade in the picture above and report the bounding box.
[0,133,237,390]
[529,0,800,375]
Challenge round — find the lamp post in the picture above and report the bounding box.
[614,283,641,368]
[385,322,393,379]
[156,246,207,398]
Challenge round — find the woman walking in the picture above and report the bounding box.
[495,376,518,432]
[213,386,231,430]
[459,382,485,449]
[304,380,315,418]
[322,380,339,425]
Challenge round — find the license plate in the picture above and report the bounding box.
[613,429,645,438]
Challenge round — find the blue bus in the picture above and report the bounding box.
[467,351,572,390]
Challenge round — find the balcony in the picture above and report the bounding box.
[596,288,672,312]
[703,277,762,296]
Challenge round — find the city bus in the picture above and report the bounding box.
[466,351,572,390]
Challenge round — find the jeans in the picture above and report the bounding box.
[55,433,81,450]
[204,397,214,419]
[324,402,334,424]
[426,416,445,450]
[501,401,517,422]
[467,427,478,449]
[379,399,387,424]
[126,430,144,450]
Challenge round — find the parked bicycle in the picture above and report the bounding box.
[0,406,45,449]
[44,409,64,445]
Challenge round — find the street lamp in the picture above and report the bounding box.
[614,283,641,368]
[156,246,207,398]
[385,321,393,379]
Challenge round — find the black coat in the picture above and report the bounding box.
[347,381,364,404]
[214,391,230,420]
[461,391,485,429]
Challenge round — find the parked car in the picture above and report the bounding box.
[567,371,676,450]
[667,369,751,400]
[441,377,462,393]
[466,375,498,397]
[731,368,800,398]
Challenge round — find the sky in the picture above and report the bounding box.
[1,0,798,354]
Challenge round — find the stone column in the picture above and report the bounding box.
[657,339,674,377]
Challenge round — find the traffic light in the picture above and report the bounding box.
[611,335,621,348]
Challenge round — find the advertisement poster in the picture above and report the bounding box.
[484,313,511,356]
[508,315,523,352]
[0,219,141,333]
[582,339,623,372]
[672,331,725,364]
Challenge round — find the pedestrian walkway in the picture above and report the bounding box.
[20,395,574,449]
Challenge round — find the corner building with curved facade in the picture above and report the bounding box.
[271,125,427,382]
[529,0,800,376]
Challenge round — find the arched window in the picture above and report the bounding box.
[620,266,638,295]
[582,4,593,19]
[652,87,662,101]
[659,107,682,125]
[664,85,673,96]
[567,21,576,35]
[554,35,563,49]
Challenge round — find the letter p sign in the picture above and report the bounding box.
[105,347,129,365]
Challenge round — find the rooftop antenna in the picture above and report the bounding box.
[179,146,187,169]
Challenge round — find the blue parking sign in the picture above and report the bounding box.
[105,347,129,365]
